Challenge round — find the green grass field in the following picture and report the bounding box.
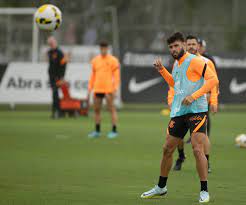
[0,109,246,205]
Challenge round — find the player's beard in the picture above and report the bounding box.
[188,48,198,55]
[172,48,185,60]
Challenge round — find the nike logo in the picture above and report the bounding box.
[128,77,162,93]
[229,78,246,94]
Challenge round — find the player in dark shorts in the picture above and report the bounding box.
[171,36,219,173]
[141,32,219,203]
[88,41,121,139]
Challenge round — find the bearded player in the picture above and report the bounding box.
[172,35,219,173]
[140,32,219,203]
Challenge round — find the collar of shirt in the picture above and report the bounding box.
[178,52,189,66]
[100,54,109,59]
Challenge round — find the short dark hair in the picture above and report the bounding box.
[167,32,185,45]
[99,40,108,47]
[186,35,198,42]
[198,38,206,47]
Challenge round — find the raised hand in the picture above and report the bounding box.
[153,58,163,72]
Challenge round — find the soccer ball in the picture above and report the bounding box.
[34,4,62,31]
[235,134,246,148]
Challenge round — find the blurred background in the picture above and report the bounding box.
[1,0,246,61]
[0,0,246,107]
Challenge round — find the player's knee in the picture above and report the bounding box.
[163,144,173,158]
[108,105,115,113]
[107,105,113,112]
[94,107,101,113]
[192,145,203,157]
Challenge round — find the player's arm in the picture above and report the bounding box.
[60,52,70,66]
[88,61,96,94]
[182,57,219,105]
[154,58,174,87]
[57,50,67,79]
[191,59,219,100]
[210,86,218,113]
[207,60,219,113]
[112,59,121,93]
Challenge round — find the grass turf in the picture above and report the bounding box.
[0,110,246,205]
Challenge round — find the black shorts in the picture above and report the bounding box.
[167,112,207,139]
[95,93,106,98]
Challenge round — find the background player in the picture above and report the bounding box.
[172,35,219,172]
[88,41,121,139]
[198,38,216,67]
[141,32,219,203]
[47,36,68,119]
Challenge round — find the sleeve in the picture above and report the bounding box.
[88,60,96,92]
[207,60,216,75]
[112,58,121,91]
[190,57,219,100]
[207,60,219,105]
[210,86,218,105]
[159,66,175,87]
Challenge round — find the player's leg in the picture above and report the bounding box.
[191,132,210,203]
[189,113,210,203]
[191,132,208,182]
[105,93,118,138]
[51,82,61,119]
[141,117,187,199]
[88,94,103,138]
[160,134,181,176]
[205,113,211,173]
[141,134,180,199]
[173,140,186,171]
[204,137,211,173]
[94,94,103,125]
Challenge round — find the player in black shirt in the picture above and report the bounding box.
[47,36,67,119]
[198,38,217,68]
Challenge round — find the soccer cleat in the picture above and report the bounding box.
[88,131,101,138]
[107,131,118,139]
[173,157,185,171]
[199,191,210,203]
[141,185,167,199]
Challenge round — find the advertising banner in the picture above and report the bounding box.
[0,63,90,104]
[121,52,246,103]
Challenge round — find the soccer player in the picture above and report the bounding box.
[140,32,219,203]
[198,38,217,67]
[172,35,219,172]
[47,36,68,119]
[88,41,120,139]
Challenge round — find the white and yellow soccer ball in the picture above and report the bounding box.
[34,4,62,31]
[235,133,246,148]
